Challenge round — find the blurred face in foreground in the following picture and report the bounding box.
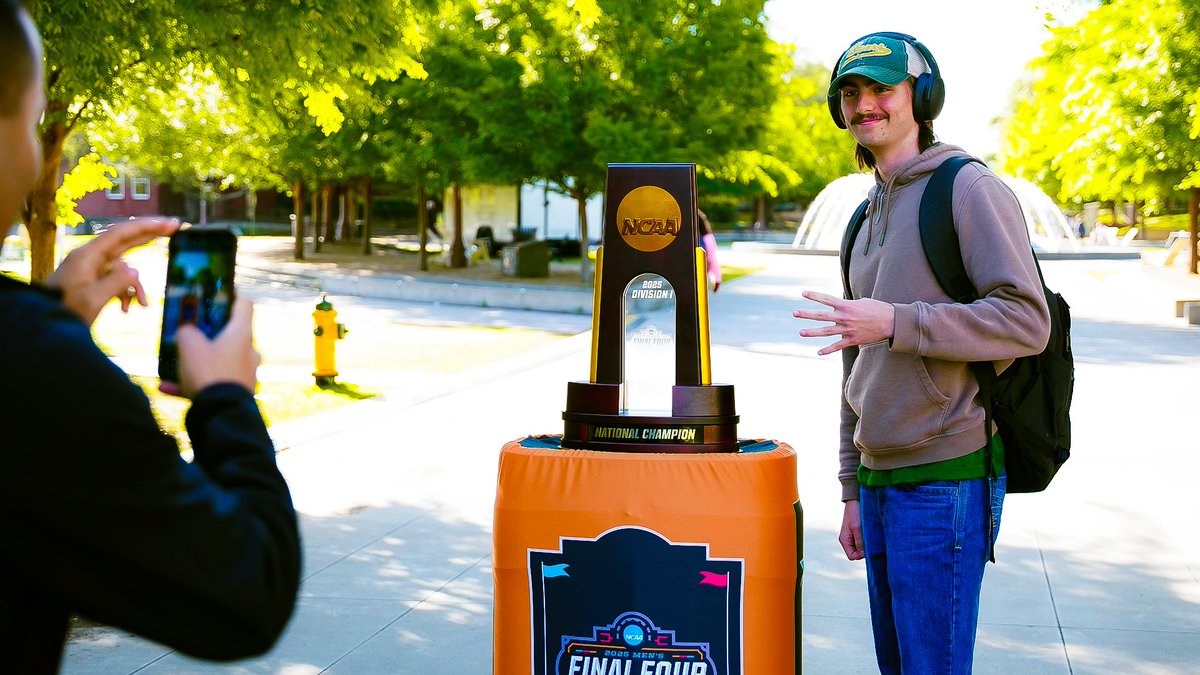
[0,6,45,227]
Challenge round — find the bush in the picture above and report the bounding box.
[547,238,581,259]
[372,197,418,220]
[1143,213,1192,231]
[699,196,739,226]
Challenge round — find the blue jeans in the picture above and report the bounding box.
[860,474,1006,674]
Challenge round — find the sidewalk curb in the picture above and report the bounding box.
[239,261,594,314]
[733,240,1144,260]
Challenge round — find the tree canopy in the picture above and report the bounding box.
[22,0,869,279]
[999,0,1199,272]
[463,0,783,274]
[24,0,429,280]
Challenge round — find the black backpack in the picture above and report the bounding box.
[840,156,1074,493]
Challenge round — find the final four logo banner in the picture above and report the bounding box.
[528,527,745,675]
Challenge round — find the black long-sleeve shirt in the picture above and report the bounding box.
[0,275,300,672]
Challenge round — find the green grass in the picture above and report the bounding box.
[131,376,377,452]
[720,264,763,286]
[1143,213,1194,231]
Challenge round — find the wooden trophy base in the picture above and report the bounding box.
[562,381,739,453]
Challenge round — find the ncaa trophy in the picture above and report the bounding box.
[562,163,739,452]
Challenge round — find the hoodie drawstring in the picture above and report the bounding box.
[863,176,896,255]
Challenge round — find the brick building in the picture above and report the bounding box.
[75,169,185,223]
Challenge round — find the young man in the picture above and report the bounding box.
[792,33,1050,673]
[0,2,300,670]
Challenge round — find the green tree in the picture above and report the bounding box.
[482,0,778,279]
[370,0,536,268]
[25,1,429,280]
[1000,0,1200,272]
[87,65,280,224]
[767,60,859,207]
[700,55,857,222]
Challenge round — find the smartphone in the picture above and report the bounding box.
[158,227,238,384]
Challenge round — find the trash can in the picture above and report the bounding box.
[501,239,550,277]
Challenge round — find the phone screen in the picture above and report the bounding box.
[158,228,237,383]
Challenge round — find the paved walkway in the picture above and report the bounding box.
[60,244,1200,673]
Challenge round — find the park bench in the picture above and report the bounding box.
[1179,301,1200,326]
[1163,230,1191,266]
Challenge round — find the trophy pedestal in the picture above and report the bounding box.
[493,436,802,675]
[562,381,739,453]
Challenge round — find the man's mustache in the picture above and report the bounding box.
[851,114,886,125]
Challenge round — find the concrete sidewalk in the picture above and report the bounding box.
[235,236,596,314]
[61,251,1200,674]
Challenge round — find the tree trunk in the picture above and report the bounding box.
[334,187,346,240]
[27,118,69,283]
[247,189,258,223]
[418,182,429,271]
[322,183,335,245]
[360,179,373,256]
[450,182,467,268]
[515,184,523,239]
[1189,187,1198,276]
[291,181,305,260]
[310,187,320,253]
[574,186,590,283]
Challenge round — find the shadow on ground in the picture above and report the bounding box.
[62,502,1200,674]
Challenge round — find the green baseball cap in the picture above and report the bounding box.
[828,35,929,96]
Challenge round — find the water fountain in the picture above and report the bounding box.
[791,173,874,252]
[793,172,1080,254]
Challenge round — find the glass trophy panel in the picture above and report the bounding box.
[622,272,677,415]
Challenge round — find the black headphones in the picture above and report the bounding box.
[827,31,945,129]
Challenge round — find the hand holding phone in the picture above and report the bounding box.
[167,297,260,398]
[158,228,237,387]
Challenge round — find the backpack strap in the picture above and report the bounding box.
[916,155,998,454]
[916,154,998,562]
[840,198,870,298]
[918,156,984,304]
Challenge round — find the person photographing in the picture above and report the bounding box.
[0,1,300,669]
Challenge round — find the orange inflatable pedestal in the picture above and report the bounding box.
[493,437,801,675]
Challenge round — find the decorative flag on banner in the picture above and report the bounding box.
[699,571,728,587]
[542,563,570,578]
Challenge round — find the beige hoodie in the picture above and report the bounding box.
[838,143,1050,502]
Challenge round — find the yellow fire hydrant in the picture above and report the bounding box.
[313,294,347,386]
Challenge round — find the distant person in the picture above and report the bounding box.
[792,32,1049,672]
[697,209,721,292]
[425,196,445,241]
[0,2,300,670]
[1068,212,1085,239]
